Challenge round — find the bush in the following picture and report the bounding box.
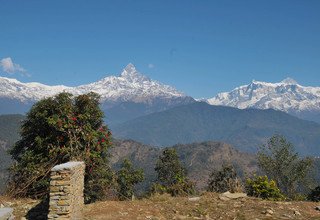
[245,175,284,200]
[168,180,196,196]
[308,186,320,202]
[150,183,168,195]
[153,148,195,196]
[116,159,144,200]
[207,164,242,193]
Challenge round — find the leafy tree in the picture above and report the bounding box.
[245,175,284,200]
[155,148,185,186]
[116,158,144,200]
[7,92,113,203]
[257,135,313,198]
[207,164,242,193]
[153,148,195,196]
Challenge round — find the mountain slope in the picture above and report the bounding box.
[112,102,320,155]
[0,64,195,124]
[110,139,257,190]
[0,114,24,193]
[206,78,320,123]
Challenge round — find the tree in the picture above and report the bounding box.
[116,159,144,200]
[155,148,185,187]
[153,148,195,196]
[257,135,313,198]
[207,164,242,193]
[7,92,113,203]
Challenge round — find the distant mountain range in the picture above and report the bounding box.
[112,102,320,156]
[206,78,320,123]
[0,64,195,124]
[1,64,320,123]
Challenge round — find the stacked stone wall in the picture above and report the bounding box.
[48,161,85,220]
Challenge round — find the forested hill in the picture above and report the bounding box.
[112,102,320,155]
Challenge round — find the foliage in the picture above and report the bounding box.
[7,92,113,203]
[207,164,242,193]
[149,183,168,195]
[308,186,320,202]
[257,135,313,198]
[153,148,195,196]
[245,175,284,200]
[155,148,185,187]
[116,158,144,200]
[167,179,195,196]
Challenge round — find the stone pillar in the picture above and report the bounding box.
[48,161,85,220]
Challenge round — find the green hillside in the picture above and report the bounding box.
[112,102,320,155]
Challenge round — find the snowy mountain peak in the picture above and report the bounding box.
[119,63,150,82]
[0,64,187,104]
[281,77,298,85]
[124,63,136,72]
[206,78,320,116]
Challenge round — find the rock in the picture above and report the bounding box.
[174,215,188,220]
[293,210,301,216]
[261,209,273,215]
[218,195,230,201]
[315,206,320,211]
[266,209,274,215]
[219,191,247,199]
[188,197,201,202]
[282,213,292,218]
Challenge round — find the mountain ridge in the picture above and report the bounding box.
[0,64,195,123]
[206,78,320,122]
[112,102,320,156]
[0,63,187,103]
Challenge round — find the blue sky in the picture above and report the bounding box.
[0,0,319,98]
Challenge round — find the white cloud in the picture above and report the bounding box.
[148,63,155,69]
[0,57,26,74]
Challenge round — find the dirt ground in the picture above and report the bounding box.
[1,193,320,220]
[84,193,320,220]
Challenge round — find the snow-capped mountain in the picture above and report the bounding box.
[0,63,186,103]
[0,64,195,124]
[206,78,320,123]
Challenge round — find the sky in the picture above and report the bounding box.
[0,0,320,98]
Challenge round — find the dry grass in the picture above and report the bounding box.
[84,193,320,220]
[1,193,320,219]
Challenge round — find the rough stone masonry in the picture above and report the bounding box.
[48,161,85,220]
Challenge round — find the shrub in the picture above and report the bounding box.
[308,186,320,202]
[116,159,144,200]
[207,164,242,193]
[168,179,196,196]
[153,148,195,196]
[245,175,284,200]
